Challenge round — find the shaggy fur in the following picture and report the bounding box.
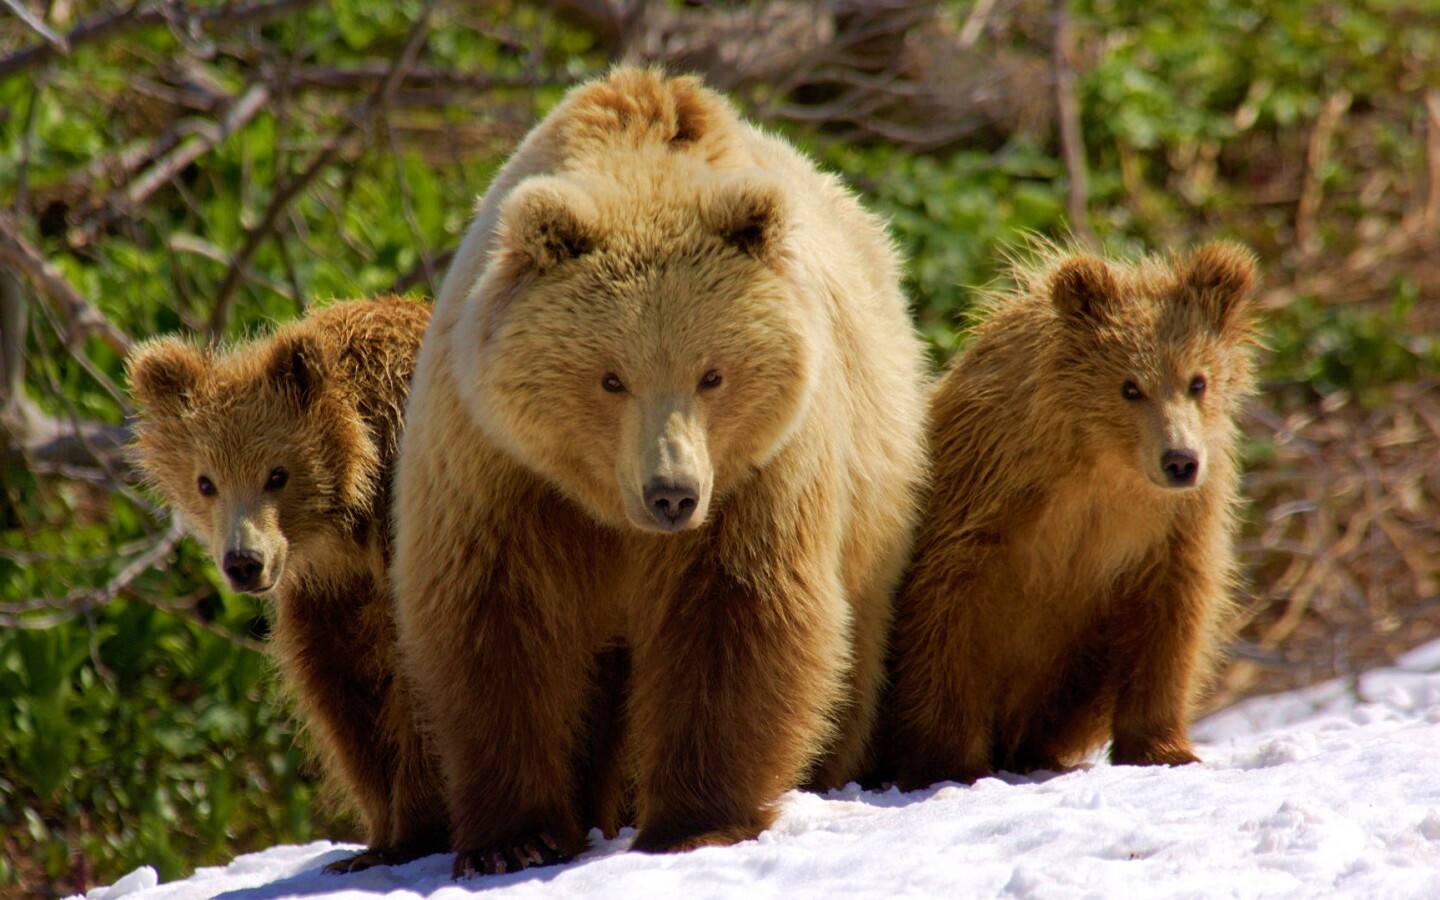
[393,66,928,877]
[888,242,1260,789]
[127,297,446,872]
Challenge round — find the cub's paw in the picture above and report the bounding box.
[1110,741,1201,768]
[322,844,429,875]
[631,820,764,854]
[452,832,578,879]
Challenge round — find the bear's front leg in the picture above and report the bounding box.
[1107,551,1212,768]
[394,496,596,878]
[627,518,848,852]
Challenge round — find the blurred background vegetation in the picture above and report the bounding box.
[1,0,1437,894]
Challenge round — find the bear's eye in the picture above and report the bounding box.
[1121,381,1144,401]
[601,373,627,394]
[1189,375,1207,397]
[197,475,216,497]
[265,468,289,491]
[699,369,723,390]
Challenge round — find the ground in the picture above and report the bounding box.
[83,642,1440,900]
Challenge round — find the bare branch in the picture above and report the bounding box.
[1051,0,1097,250]
[0,210,132,354]
[0,0,324,81]
[1295,89,1353,257]
[207,3,437,336]
[0,518,186,629]
[0,0,70,54]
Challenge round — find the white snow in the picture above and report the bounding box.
[82,645,1440,900]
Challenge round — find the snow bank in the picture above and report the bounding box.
[84,644,1440,900]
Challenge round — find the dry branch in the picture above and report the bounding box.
[0,210,131,354]
[206,4,437,336]
[0,0,323,80]
[1051,0,1096,249]
[0,519,186,629]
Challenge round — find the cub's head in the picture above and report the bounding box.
[453,167,822,533]
[1046,242,1259,491]
[127,330,377,593]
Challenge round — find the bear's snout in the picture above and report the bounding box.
[643,478,699,531]
[223,549,267,592]
[1160,449,1201,488]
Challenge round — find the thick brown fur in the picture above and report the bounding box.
[393,67,928,877]
[127,297,448,871]
[888,241,1260,789]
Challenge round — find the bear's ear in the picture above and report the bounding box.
[1184,241,1257,335]
[498,179,599,274]
[265,331,329,407]
[127,337,205,415]
[1050,255,1119,325]
[704,175,789,267]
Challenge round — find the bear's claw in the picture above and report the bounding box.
[322,844,430,875]
[452,832,572,879]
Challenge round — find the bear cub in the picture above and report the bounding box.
[889,242,1260,789]
[128,297,446,872]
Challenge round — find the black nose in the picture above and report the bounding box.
[223,550,265,591]
[1161,449,1200,487]
[643,479,699,530]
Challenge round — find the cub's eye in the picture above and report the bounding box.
[1122,381,1144,401]
[265,468,289,491]
[699,369,723,390]
[601,373,626,394]
[197,475,216,497]
[1189,375,1207,396]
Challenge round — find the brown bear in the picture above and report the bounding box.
[127,296,447,873]
[392,66,928,877]
[888,242,1259,790]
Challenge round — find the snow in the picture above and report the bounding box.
[83,645,1440,900]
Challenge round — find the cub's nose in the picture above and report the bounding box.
[223,549,265,592]
[643,479,699,531]
[1161,449,1200,487]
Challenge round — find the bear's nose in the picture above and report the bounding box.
[643,479,699,531]
[223,549,265,592]
[1161,449,1200,487]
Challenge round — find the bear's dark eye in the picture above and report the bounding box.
[198,475,216,497]
[1189,375,1207,396]
[1122,381,1144,401]
[265,468,289,491]
[699,369,722,390]
[601,373,626,394]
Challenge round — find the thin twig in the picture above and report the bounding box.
[0,0,323,81]
[0,210,132,354]
[1295,89,1353,256]
[1051,0,1097,250]
[206,3,436,336]
[0,519,186,629]
[0,0,70,54]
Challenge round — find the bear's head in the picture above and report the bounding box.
[127,330,378,593]
[1047,242,1259,491]
[452,166,823,533]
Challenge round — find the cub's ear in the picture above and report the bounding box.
[266,330,329,407]
[127,337,205,415]
[1050,255,1119,325]
[498,178,600,274]
[1185,241,1258,335]
[703,174,790,267]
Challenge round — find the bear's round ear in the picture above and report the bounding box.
[703,174,790,267]
[1184,241,1258,336]
[498,178,599,274]
[266,331,329,407]
[1050,255,1119,325]
[127,337,205,415]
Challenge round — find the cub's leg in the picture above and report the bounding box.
[1107,553,1211,768]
